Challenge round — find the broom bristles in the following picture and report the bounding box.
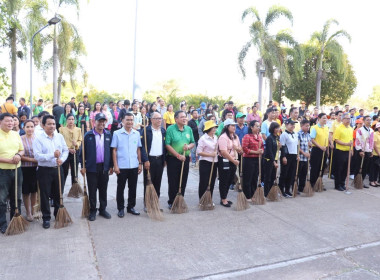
[5,212,29,236]
[353,174,363,189]
[267,184,282,202]
[199,189,214,211]
[313,177,324,192]
[67,182,84,198]
[292,181,298,198]
[253,186,266,205]
[236,190,249,211]
[303,181,314,197]
[54,207,73,229]
[81,191,90,218]
[145,183,163,220]
[171,193,188,214]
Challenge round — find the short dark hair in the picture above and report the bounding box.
[269,122,280,134]
[6,96,14,101]
[19,112,27,118]
[24,119,34,127]
[228,101,234,105]
[335,110,343,115]
[31,116,39,120]
[38,99,43,102]
[0,113,13,120]
[71,97,75,100]
[19,97,25,102]
[254,101,259,106]
[123,112,134,119]
[318,113,326,119]
[42,115,55,125]
[363,115,371,121]
[359,109,364,112]
[38,111,49,118]
[66,113,75,120]
[289,107,298,114]
[248,120,259,134]
[174,110,185,118]
[84,95,88,98]
[300,119,310,126]
[349,108,355,113]
[124,99,130,106]
[373,115,378,121]
[329,112,335,116]
[374,107,378,110]
[191,109,198,115]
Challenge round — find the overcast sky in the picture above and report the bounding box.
[9,0,380,104]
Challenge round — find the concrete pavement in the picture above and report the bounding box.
[1,166,380,280]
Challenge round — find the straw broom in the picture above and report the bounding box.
[253,139,265,205]
[236,151,249,211]
[33,181,42,220]
[171,151,188,214]
[5,165,29,236]
[143,120,163,220]
[344,144,353,194]
[199,146,217,211]
[313,140,327,192]
[353,152,365,189]
[292,141,301,198]
[303,156,314,197]
[54,160,73,229]
[67,150,84,198]
[329,147,334,179]
[81,125,90,218]
[267,140,282,201]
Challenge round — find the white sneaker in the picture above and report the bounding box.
[349,175,354,180]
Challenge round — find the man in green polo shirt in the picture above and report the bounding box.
[165,110,195,209]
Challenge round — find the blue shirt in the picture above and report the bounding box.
[235,124,248,144]
[261,120,273,137]
[111,127,142,169]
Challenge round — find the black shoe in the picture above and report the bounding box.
[220,201,231,208]
[227,200,233,205]
[0,226,7,234]
[88,212,96,221]
[50,199,54,207]
[168,204,172,210]
[363,185,369,189]
[323,188,327,191]
[127,208,140,215]
[43,221,50,229]
[117,209,125,218]
[99,210,111,219]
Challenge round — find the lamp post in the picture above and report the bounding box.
[257,58,266,111]
[132,0,138,101]
[30,16,61,109]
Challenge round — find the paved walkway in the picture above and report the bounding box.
[1,167,380,280]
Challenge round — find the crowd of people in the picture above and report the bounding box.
[0,93,379,232]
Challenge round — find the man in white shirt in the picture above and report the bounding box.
[140,112,166,212]
[157,98,167,128]
[33,115,68,229]
[34,111,49,136]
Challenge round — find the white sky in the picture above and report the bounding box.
[8,0,380,105]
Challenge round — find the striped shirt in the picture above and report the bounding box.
[21,135,37,167]
[298,130,311,162]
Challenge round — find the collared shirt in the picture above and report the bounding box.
[280,130,299,154]
[355,126,374,152]
[33,131,69,167]
[165,124,195,157]
[21,135,37,167]
[235,124,248,144]
[163,111,175,125]
[298,130,311,162]
[218,133,240,158]
[1,102,18,115]
[246,113,261,123]
[149,127,163,156]
[111,127,142,169]
[34,125,44,136]
[333,124,353,151]
[0,129,24,169]
[93,129,105,163]
[310,123,329,147]
[373,132,380,156]
[242,133,263,158]
[329,120,341,133]
[261,120,274,137]
[59,126,82,149]
[132,111,142,129]
[196,133,218,162]
[281,120,301,133]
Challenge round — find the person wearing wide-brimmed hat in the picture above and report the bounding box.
[196,120,218,200]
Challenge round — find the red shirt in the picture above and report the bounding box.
[242,133,264,158]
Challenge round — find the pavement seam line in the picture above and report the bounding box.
[86,220,103,280]
[189,239,380,280]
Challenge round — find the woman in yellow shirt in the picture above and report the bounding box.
[370,123,380,186]
[163,104,175,130]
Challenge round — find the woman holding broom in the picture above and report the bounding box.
[241,120,263,203]
[217,119,242,207]
[59,114,82,192]
[20,120,38,222]
[196,120,218,204]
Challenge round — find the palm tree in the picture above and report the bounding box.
[313,19,351,108]
[3,0,48,100]
[238,5,296,108]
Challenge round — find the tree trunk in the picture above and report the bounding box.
[57,72,62,105]
[315,51,324,109]
[53,25,58,104]
[10,28,17,100]
[258,71,263,111]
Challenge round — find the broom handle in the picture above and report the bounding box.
[81,124,87,192]
[57,159,63,206]
[178,151,185,193]
[207,144,218,188]
[346,144,353,190]
[319,140,327,176]
[359,153,365,172]
[329,147,334,178]
[15,165,18,211]
[258,138,262,184]
[143,116,151,178]
[295,141,300,178]
[73,149,77,179]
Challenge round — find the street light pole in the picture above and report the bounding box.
[132,0,138,101]
[30,17,61,109]
[257,58,266,111]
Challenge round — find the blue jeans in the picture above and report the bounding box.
[191,143,197,164]
[0,168,23,229]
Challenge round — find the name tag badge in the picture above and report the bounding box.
[105,137,110,141]
[186,133,190,139]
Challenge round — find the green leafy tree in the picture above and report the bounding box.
[313,19,351,108]
[367,85,380,109]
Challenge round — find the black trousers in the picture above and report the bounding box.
[263,160,277,196]
[279,154,297,194]
[330,147,336,177]
[333,149,349,189]
[297,161,308,192]
[369,156,380,182]
[86,163,109,214]
[116,168,138,210]
[242,157,259,199]
[167,155,190,205]
[217,156,237,200]
[354,152,371,180]
[62,152,79,186]
[143,156,164,203]
[350,149,359,175]
[198,160,218,199]
[310,147,327,186]
[37,166,64,222]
